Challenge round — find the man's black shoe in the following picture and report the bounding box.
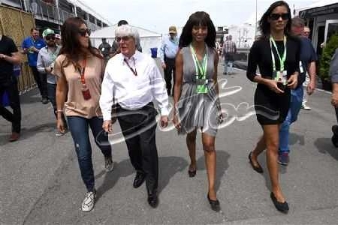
[133,172,146,188]
[147,193,158,208]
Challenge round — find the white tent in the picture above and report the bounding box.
[90,24,162,57]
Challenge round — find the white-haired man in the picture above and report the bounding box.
[100,25,169,208]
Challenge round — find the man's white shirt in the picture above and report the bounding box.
[100,51,169,121]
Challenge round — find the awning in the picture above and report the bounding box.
[299,2,338,19]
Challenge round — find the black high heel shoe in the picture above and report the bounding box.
[270,192,289,213]
[248,152,263,173]
[207,194,220,212]
[188,169,196,177]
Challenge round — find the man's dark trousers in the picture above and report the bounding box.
[0,77,21,133]
[164,56,176,96]
[117,102,158,194]
[30,66,47,99]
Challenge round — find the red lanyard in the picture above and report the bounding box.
[79,59,87,84]
[124,58,137,76]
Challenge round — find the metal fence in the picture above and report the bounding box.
[27,0,100,29]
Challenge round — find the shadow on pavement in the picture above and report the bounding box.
[158,156,188,194]
[0,122,55,146]
[289,132,305,146]
[95,158,134,201]
[196,150,230,192]
[314,137,338,161]
[20,89,42,105]
[95,156,189,201]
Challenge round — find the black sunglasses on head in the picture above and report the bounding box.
[46,35,55,41]
[116,36,131,42]
[78,28,91,37]
[270,13,289,21]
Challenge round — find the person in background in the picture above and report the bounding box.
[54,17,113,212]
[100,25,169,208]
[22,28,48,104]
[173,11,222,212]
[110,20,142,56]
[98,38,111,62]
[37,28,67,136]
[55,33,62,46]
[246,1,300,213]
[159,25,179,96]
[222,34,236,75]
[0,32,22,142]
[301,26,313,110]
[278,17,316,166]
[329,48,338,147]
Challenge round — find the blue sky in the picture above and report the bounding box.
[78,0,317,33]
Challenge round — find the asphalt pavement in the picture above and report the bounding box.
[1,63,338,224]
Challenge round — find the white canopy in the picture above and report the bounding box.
[90,24,162,56]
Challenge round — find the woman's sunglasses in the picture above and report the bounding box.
[116,36,131,42]
[270,13,289,21]
[45,35,55,41]
[78,28,91,37]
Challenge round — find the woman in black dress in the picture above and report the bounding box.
[246,1,300,213]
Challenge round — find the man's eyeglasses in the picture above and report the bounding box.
[45,36,56,41]
[116,36,131,42]
[78,28,91,37]
[270,13,289,21]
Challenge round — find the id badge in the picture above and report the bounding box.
[274,70,287,85]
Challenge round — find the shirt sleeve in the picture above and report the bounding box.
[330,49,338,83]
[294,40,301,74]
[8,38,18,53]
[150,60,169,116]
[99,62,115,121]
[37,50,45,73]
[246,41,260,82]
[53,56,64,78]
[159,39,166,63]
[309,41,317,62]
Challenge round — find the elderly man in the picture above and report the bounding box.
[159,26,179,96]
[222,35,236,75]
[100,25,169,208]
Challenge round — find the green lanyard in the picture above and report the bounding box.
[190,45,208,94]
[269,36,287,72]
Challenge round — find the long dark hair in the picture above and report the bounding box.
[259,1,292,39]
[179,11,216,48]
[59,17,102,67]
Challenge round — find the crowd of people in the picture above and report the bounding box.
[1,0,338,215]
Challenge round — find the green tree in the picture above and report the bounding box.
[320,34,338,82]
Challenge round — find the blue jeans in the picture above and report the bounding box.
[224,59,233,74]
[279,86,303,153]
[67,116,112,192]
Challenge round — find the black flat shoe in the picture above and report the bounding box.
[248,152,263,173]
[133,172,146,188]
[147,193,159,208]
[207,194,220,212]
[188,169,196,177]
[270,192,289,213]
